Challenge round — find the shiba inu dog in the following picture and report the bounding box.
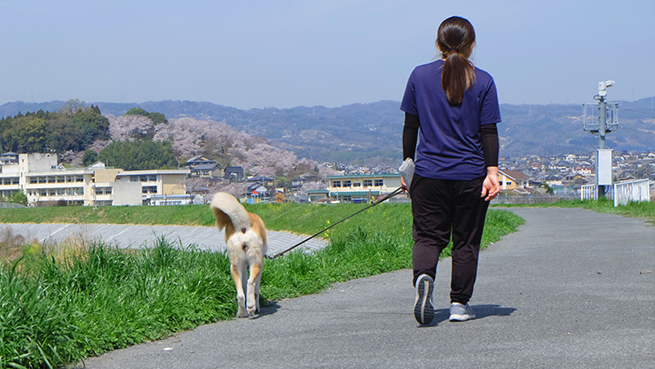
[210,192,267,318]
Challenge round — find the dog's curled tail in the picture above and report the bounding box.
[210,192,251,233]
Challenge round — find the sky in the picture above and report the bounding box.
[0,0,653,110]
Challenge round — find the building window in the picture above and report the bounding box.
[49,189,56,196]
[374,179,384,186]
[38,177,46,184]
[30,177,38,184]
[40,189,47,196]
[12,178,19,185]
[143,186,157,194]
[148,175,157,181]
[140,175,148,182]
[333,180,341,188]
[66,176,73,182]
[507,181,512,185]
[76,175,84,182]
[105,188,112,194]
[57,176,65,183]
[363,180,372,187]
[48,176,56,183]
[76,188,84,195]
[57,189,65,195]
[353,182,361,187]
[343,180,352,187]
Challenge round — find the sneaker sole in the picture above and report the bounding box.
[414,276,434,324]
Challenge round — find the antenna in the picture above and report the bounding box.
[582,80,618,197]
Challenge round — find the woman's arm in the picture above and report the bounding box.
[403,112,419,160]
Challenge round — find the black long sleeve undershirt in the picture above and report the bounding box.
[402,112,499,167]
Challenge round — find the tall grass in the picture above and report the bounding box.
[0,203,524,368]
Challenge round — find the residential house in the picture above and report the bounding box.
[498,170,531,192]
[224,166,245,182]
[185,155,220,178]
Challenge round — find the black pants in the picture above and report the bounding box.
[410,174,490,305]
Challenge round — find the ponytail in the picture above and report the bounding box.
[437,16,476,105]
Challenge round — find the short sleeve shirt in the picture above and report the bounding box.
[400,60,501,180]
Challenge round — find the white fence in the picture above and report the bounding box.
[613,179,650,207]
[581,184,598,201]
[581,179,650,207]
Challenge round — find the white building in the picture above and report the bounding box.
[0,154,190,206]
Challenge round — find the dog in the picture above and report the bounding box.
[210,192,268,318]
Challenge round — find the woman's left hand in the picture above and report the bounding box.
[481,166,500,201]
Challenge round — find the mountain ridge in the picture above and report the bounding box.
[1,98,653,164]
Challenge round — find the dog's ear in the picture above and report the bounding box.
[212,207,232,231]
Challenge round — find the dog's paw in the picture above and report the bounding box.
[247,307,257,317]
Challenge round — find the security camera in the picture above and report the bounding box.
[598,80,615,97]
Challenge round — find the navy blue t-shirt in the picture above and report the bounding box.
[400,59,501,180]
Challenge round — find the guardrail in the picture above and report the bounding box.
[581,179,650,207]
[613,179,650,207]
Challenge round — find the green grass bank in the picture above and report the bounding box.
[0,201,527,368]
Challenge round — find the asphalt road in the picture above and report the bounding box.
[62,208,655,369]
[0,222,329,257]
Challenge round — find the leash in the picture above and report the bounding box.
[265,186,405,259]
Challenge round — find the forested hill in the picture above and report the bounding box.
[1,97,653,164]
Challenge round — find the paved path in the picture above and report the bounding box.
[61,208,654,368]
[0,223,328,257]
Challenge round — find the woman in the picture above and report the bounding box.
[400,16,501,325]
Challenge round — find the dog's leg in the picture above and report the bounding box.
[246,263,262,317]
[230,263,248,318]
[254,270,262,314]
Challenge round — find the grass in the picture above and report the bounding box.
[10,197,653,368]
[494,197,655,224]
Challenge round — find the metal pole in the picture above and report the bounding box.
[597,96,606,197]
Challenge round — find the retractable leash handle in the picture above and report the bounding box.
[265,187,404,260]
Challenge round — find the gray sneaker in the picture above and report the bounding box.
[414,274,434,324]
[449,302,476,322]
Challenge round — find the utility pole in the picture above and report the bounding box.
[583,80,618,198]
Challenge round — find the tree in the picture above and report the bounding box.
[58,99,87,117]
[125,107,167,124]
[99,140,177,170]
[47,116,83,152]
[19,118,47,152]
[274,192,287,203]
[74,107,110,141]
[6,190,28,206]
[82,149,98,166]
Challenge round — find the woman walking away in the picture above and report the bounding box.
[400,16,501,325]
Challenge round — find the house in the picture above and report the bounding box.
[306,189,329,202]
[0,152,18,165]
[326,173,402,203]
[498,170,530,191]
[224,166,245,182]
[563,173,589,189]
[248,175,274,186]
[291,173,317,190]
[185,155,220,178]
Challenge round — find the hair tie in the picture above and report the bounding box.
[449,47,459,53]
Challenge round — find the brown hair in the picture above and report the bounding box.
[436,16,476,105]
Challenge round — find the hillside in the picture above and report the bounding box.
[1,98,653,164]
